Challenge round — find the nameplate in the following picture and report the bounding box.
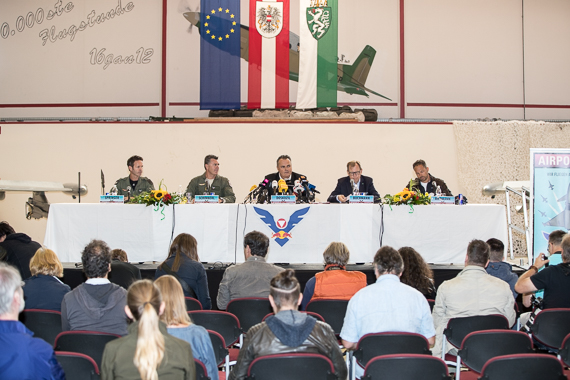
[271,195,296,204]
[194,195,219,203]
[431,196,455,205]
[349,195,373,203]
[100,195,124,203]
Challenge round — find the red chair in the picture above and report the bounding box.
[189,310,241,347]
[455,330,534,380]
[441,314,509,366]
[245,353,337,380]
[362,354,451,380]
[54,330,121,370]
[55,351,100,380]
[195,358,210,380]
[208,329,232,379]
[226,298,272,335]
[351,332,432,379]
[305,299,349,336]
[478,353,567,380]
[185,297,203,311]
[19,309,62,346]
[530,308,570,351]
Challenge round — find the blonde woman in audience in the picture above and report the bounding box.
[155,275,218,380]
[101,279,195,380]
[23,247,70,311]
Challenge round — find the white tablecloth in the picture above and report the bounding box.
[44,203,507,264]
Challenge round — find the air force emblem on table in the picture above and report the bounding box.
[256,1,283,38]
[254,207,310,246]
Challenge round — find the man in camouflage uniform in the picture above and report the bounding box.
[185,154,236,203]
[114,155,154,200]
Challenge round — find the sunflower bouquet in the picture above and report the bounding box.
[383,180,431,206]
[128,180,188,206]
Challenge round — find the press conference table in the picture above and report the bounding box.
[44,203,507,264]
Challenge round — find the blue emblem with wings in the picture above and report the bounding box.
[253,206,310,246]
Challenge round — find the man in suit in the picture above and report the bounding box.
[327,161,380,203]
[264,155,306,196]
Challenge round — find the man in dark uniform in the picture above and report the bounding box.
[327,160,380,203]
[264,155,306,196]
[185,154,236,203]
[114,155,154,199]
[405,159,452,196]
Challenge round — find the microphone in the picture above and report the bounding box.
[126,185,131,201]
[249,185,257,192]
[309,183,320,194]
[350,179,358,194]
[278,179,288,194]
[272,180,278,194]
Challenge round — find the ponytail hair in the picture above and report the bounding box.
[127,280,165,380]
[269,269,300,311]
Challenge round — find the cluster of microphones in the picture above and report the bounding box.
[243,176,320,204]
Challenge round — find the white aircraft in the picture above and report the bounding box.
[0,180,87,219]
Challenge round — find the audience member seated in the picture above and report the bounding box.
[108,248,142,289]
[155,233,211,309]
[0,221,41,280]
[228,269,347,380]
[485,238,518,299]
[432,239,516,357]
[61,239,128,335]
[217,231,284,310]
[516,233,570,311]
[301,242,367,310]
[155,275,218,380]
[101,279,195,379]
[0,262,65,380]
[398,247,437,299]
[23,247,70,311]
[340,246,435,379]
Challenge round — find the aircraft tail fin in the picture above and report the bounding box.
[342,45,376,88]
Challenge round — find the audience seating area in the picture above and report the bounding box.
[19,299,570,380]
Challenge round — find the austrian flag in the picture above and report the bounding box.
[248,0,290,109]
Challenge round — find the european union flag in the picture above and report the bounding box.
[200,0,241,110]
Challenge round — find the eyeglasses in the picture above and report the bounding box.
[348,171,361,176]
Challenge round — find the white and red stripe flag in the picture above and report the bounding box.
[248,0,290,109]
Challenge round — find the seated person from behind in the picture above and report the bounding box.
[185,154,236,203]
[23,247,71,311]
[432,240,515,358]
[301,242,367,310]
[485,238,518,299]
[0,263,65,380]
[114,155,154,199]
[217,231,284,310]
[340,247,435,379]
[101,280,195,379]
[405,159,452,196]
[155,275,218,380]
[0,221,41,280]
[264,155,307,196]
[228,269,347,380]
[327,160,380,203]
[61,239,128,335]
[155,233,212,310]
[515,233,570,311]
[108,248,142,290]
[398,247,437,299]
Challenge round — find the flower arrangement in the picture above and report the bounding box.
[128,180,188,219]
[383,180,431,206]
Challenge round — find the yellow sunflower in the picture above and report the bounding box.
[152,190,166,200]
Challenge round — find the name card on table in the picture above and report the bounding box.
[431,196,455,205]
[271,195,296,204]
[195,195,219,203]
[100,195,124,203]
[349,195,374,203]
